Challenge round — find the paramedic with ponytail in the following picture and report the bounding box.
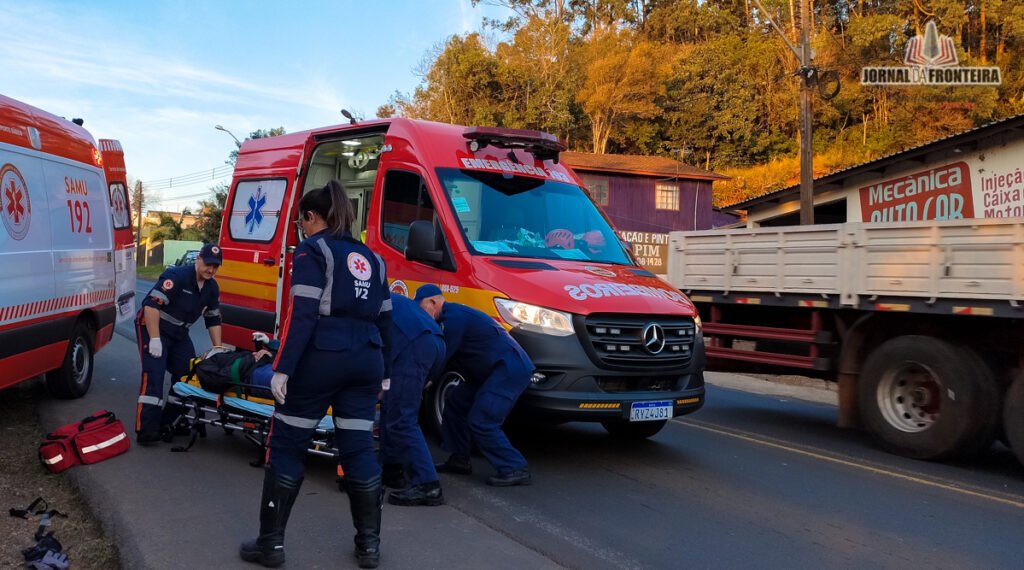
[240,180,392,569]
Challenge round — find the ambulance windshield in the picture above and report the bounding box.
[436,168,632,265]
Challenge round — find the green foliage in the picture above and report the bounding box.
[193,183,229,244]
[395,0,1024,204]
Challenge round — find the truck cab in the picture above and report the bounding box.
[218,118,705,439]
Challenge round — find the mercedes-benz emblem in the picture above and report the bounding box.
[642,323,666,355]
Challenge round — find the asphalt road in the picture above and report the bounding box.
[41,279,1024,569]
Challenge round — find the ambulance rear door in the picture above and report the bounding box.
[99,139,135,323]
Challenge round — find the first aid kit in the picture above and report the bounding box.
[38,410,130,473]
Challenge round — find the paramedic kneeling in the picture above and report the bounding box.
[380,292,446,506]
[417,285,535,487]
[240,180,392,570]
[135,243,222,446]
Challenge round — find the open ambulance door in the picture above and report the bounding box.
[99,139,136,323]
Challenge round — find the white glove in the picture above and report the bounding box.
[252,332,270,344]
[381,378,391,391]
[148,337,163,358]
[271,372,289,404]
[205,345,230,358]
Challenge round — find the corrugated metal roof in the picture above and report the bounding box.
[561,151,729,181]
[724,112,1024,210]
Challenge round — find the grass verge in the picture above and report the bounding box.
[136,264,164,280]
[0,380,120,569]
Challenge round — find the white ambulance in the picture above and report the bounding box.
[0,94,135,398]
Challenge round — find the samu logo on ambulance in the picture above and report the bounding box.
[1,163,31,240]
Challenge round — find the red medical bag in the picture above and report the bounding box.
[39,410,129,473]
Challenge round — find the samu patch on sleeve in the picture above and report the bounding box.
[162,279,174,291]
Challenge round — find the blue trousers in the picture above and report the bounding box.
[267,345,383,482]
[135,319,194,434]
[441,359,531,475]
[379,335,444,485]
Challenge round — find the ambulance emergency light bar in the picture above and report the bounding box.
[463,127,568,164]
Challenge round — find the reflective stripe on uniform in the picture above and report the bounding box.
[316,239,335,316]
[380,297,393,312]
[150,290,170,304]
[273,412,321,429]
[334,418,374,431]
[292,284,323,300]
[372,252,386,285]
[138,395,163,406]
[160,311,186,326]
[204,308,222,317]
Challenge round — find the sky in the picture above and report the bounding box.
[0,0,511,212]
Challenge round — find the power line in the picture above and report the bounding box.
[141,165,233,190]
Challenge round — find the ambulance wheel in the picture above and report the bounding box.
[601,420,667,440]
[423,371,465,440]
[45,321,95,399]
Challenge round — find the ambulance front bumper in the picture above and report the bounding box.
[509,328,706,423]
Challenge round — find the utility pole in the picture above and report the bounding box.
[134,180,144,252]
[798,0,814,225]
[753,0,815,225]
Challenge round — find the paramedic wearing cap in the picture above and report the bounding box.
[417,284,535,487]
[135,243,223,445]
[379,292,446,507]
[241,180,391,570]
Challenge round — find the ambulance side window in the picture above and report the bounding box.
[108,183,131,229]
[227,178,288,243]
[380,170,436,253]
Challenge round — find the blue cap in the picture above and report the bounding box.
[200,243,223,266]
[414,284,443,301]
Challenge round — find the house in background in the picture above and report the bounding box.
[561,151,730,273]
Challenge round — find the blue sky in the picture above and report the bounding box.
[0,0,510,211]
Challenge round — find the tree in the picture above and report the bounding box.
[149,213,200,243]
[576,31,671,153]
[129,178,149,249]
[193,183,229,244]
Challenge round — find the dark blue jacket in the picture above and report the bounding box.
[273,230,392,378]
[390,293,445,381]
[141,264,221,333]
[439,302,533,383]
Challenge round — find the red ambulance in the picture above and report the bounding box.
[0,94,135,397]
[218,119,705,438]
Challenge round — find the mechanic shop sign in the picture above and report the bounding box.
[858,161,974,222]
[618,231,669,273]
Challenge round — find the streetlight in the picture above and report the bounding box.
[214,124,242,148]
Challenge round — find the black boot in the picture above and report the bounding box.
[388,481,444,506]
[346,475,383,569]
[240,469,302,568]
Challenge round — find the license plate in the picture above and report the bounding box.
[118,300,133,317]
[629,400,672,422]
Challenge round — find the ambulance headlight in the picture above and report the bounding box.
[494,299,575,337]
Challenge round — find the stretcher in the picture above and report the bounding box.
[167,358,339,466]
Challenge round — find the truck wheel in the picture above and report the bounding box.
[858,336,996,460]
[952,346,1001,456]
[1003,375,1024,466]
[601,420,667,440]
[45,321,95,399]
[422,371,465,440]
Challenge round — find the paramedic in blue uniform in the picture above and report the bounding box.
[240,180,391,570]
[135,243,222,445]
[417,284,535,487]
[379,291,446,506]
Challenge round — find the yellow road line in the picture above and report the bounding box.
[676,419,1024,510]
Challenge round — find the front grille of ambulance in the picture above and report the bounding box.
[580,314,696,369]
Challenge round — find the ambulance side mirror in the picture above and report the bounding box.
[406,220,443,264]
